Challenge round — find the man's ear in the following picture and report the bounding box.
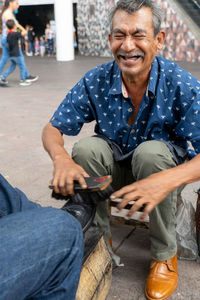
[156,30,165,51]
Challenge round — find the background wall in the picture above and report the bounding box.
[77,0,200,62]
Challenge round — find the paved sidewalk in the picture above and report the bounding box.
[1,55,200,300]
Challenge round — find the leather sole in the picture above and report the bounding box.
[145,281,178,300]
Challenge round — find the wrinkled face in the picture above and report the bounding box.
[10,0,19,11]
[109,7,165,81]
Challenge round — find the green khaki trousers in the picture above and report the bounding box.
[72,137,182,261]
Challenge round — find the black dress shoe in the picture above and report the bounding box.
[51,178,113,233]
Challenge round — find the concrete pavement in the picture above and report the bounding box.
[1,54,200,300]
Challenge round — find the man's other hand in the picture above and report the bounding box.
[110,171,174,221]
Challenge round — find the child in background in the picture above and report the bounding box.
[45,23,54,56]
[39,36,46,57]
[1,19,31,86]
[34,36,40,56]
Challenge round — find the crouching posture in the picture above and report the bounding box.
[42,0,200,299]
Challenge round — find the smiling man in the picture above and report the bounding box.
[42,1,200,299]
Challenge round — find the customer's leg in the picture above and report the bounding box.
[0,207,83,300]
[132,140,180,260]
[0,174,40,217]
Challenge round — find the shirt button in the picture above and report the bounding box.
[128,108,132,112]
[131,129,135,133]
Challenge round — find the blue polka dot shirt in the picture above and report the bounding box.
[50,56,200,159]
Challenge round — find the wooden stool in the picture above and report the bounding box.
[76,226,112,300]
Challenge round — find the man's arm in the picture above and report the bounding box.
[111,154,200,220]
[42,122,88,195]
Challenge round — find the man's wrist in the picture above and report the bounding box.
[53,153,71,163]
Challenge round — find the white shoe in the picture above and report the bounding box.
[0,76,8,85]
[19,80,31,86]
[25,75,39,82]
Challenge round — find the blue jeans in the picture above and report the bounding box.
[47,39,54,55]
[28,40,35,54]
[0,174,83,300]
[3,56,26,81]
[0,36,30,78]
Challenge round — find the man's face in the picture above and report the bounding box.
[109,7,165,80]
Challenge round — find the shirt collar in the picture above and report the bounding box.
[121,81,129,98]
[108,57,159,98]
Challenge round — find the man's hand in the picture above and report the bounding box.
[52,155,89,195]
[42,122,89,195]
[110,171,175,221]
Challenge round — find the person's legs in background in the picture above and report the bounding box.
[19,48,38,82]
[1,57,31,86]
[47,39,53,56]
[0,36,10,85]
[15,56,31,86]
[1,58,16,82]
[19,48,30,78]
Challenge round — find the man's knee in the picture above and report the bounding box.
[72,137,95,160]
[72,137,111,163]
[132,141,176,178]
[133,141,175,165]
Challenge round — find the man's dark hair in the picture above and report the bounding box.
[109,0,163,36]
[6,19,15,30]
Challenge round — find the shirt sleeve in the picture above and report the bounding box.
[174,75,200,157]
[50,76,96,135]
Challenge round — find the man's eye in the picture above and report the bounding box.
[134,35,145,38]
[113,35,124,39]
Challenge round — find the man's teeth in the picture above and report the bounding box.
[120,55,141,60]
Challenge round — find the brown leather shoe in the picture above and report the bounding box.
[145,254,178,300]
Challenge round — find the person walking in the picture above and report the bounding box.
[1,19,31,86]
[0,0,38,86]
